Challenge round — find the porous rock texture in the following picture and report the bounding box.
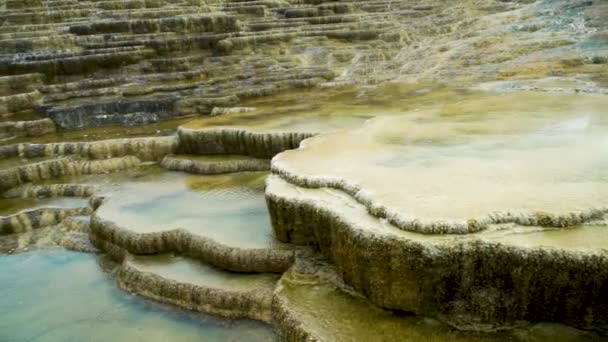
[0,206,92,235]
[0,221,96,254]
[161,154,270,174]
[2,0,602,140]
[0,155,142,192]
[116,254,279,322]
[3,183,97,199]
[90,215,295,273]
[0,0,606,338]
[266,175,608,333]
[177,127,315,158]
[0,136,177,161]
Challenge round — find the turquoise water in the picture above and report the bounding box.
[0,250,275,341]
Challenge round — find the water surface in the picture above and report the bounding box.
[0,250,275,341]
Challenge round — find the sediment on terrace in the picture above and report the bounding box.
[266,175,608,332]
[90,215,294,273]
[116,254,279,322]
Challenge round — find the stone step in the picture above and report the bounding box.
[0,221,95,253]
[161,154,270,175]
[117,253,279,321]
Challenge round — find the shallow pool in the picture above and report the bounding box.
[0,250,275,341]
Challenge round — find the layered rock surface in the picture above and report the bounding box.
[267,90,608,332]
[117,253,279,321]
[1,0,607,339]
[1,0,604,141]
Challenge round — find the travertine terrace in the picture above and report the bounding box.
[0,0,607,340]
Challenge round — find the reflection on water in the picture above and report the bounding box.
[0,250,275,341]
[94,170,275,248]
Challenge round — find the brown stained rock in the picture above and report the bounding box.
[266,176,608,332]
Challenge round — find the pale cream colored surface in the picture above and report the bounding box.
[273,91,608,228]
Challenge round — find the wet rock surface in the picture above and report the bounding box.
[273,255,605,341]
[161,154,270,174]
[0,0,607,340]
[117,253,279,322]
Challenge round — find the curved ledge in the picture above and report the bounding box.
[0,207,91,235]
[265,175,608,331]
[177,127,316,158]
[272,290,321,342]
[0,156,142,192]
[90,215,295,273]
[272,159,608,234]
[0,221,96,254]
[160,154,270,175]
[116,262,273,322]
[3,183,97,199]
[0,136,177,162]
[0,118,55,138]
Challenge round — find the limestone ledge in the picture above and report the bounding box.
[178,126,316,158]
[0,136,176,161]
[0,91,42,114]
[61,215,91,234]
[0,206,91,235]
[265,175,608,332]
[0,155,142,192]
[0,222,96,254]
[3,183,97,199]
[0,73,42,94]
[271,158,608,234]
[115,255,275,322]
[272,290,320,342]
[0,118,55,139]
[90,215,295,273]
[160,154,270,175]
[68,14,240,36]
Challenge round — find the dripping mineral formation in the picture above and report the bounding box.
[0,0,607,340]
